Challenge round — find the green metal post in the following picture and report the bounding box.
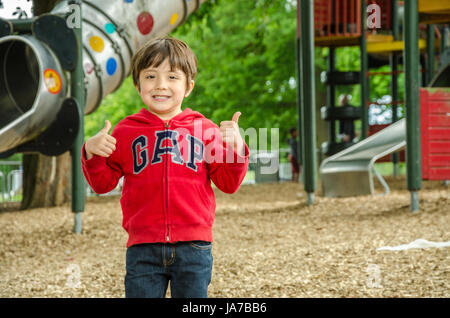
[296,1,303,173]
[300,0,316,204]
[328,47,336,144]
[390,0,399,176]
[296,37,304,183]
[9,18,33,33]
[403,0,421,212]
[360,0,369,140]
[426,25,435,85]
[441,26,449,52]
[71,1,85,232]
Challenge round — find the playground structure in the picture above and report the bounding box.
[0,0,448,225]
[320,70,450,198]
[296,0,450,209]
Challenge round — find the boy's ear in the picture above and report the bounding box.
[135,83,140,93]
[185,80,195,98]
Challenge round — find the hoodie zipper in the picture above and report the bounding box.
[165,121,170,242]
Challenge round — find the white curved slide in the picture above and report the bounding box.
[320,118,406,197]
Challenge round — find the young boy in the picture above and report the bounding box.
[81,38,249,298]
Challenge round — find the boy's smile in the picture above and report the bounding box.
[137,58,194,121]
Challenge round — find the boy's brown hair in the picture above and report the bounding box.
[131,37,197,90]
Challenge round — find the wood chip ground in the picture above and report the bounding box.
[0,176,448,297]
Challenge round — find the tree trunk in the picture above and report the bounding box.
[32,0,60,16]
[21,152,72,210]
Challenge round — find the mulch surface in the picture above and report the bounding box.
[0,176,448,297]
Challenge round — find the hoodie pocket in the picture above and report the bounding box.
[170,179,214,226]
[195,182,212,211]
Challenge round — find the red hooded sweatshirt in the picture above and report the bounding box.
[81,108,249,247]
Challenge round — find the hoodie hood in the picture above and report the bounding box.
[125,107,205,126]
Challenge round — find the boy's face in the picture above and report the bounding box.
[136,58,194,120]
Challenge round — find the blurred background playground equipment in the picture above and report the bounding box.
[0,0,448,231]
[301,0,449,208]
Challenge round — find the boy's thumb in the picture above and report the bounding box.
[102,120,112,134]
[232,112,241,124]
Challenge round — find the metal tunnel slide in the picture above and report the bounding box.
[320,61,450,197]
[0,0,205,155]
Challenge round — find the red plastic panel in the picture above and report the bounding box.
[314,0,392,38]
[314,0,362,37]
[420,88,450,180]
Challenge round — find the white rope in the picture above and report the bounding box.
[377,239,450,251]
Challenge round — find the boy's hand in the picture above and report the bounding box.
[219,112,245,156]
[85,120,117,160]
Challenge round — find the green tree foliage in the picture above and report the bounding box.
[172,0,300,148]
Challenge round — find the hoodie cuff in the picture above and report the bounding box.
[235,142,250,163]
[81,143,107,171]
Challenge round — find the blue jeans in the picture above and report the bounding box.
[124,241,213,298]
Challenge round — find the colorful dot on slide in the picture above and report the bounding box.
[124,0,133,3]
[137,12,154,35]
[106,58,117,76]
[43,69,62,95]
[89,36,104,53]
[170,13,178,25]
[84,62,94,75]
[105,23,116,34]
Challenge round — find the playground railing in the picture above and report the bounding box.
[0,161,23,209]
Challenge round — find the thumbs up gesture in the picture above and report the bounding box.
[219,112,245,156]
[85,120,117,160]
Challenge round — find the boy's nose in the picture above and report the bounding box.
[155,77,168,89]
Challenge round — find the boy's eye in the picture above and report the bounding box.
[146,75,155,79]
[169,75,178,80]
